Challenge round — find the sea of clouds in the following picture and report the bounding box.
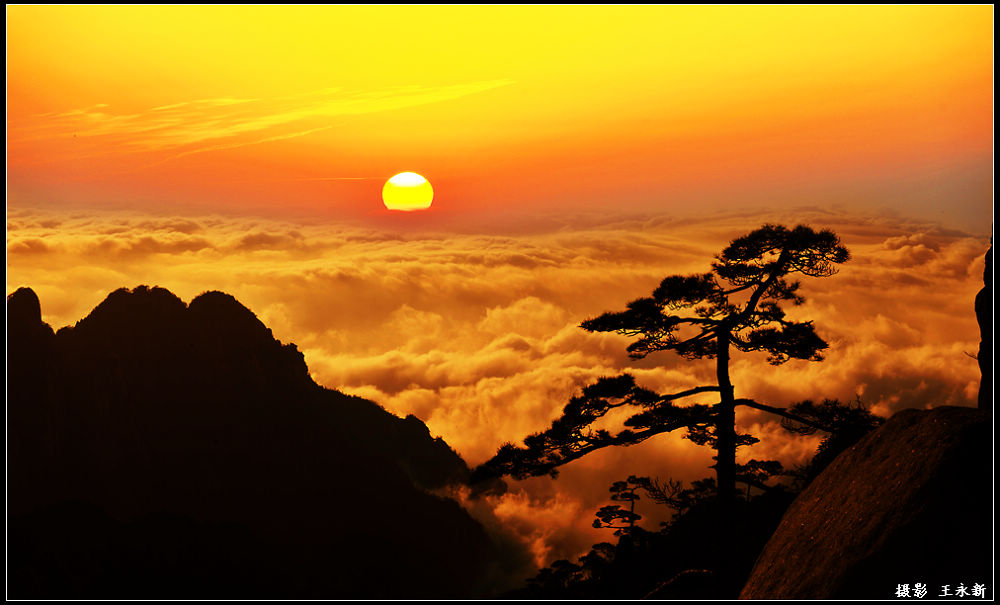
[7,204,987,568]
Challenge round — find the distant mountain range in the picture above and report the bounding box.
[8,285,516,598]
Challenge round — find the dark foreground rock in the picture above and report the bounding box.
[740,406,991,599]
[8,286,522,599]
[976,241,992,411]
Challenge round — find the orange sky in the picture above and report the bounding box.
[6,5,994,228]
[5,5,995,571]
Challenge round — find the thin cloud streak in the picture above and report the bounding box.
[160,125,337,163]
[11,80,515,155]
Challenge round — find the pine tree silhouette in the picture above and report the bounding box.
[473,224,850,503]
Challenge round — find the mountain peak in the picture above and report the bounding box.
[189,290,275,345]
[74,285,187,333]
[7,286,43,326]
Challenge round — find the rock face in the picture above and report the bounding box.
[7,286,514,599]
[740,406,991,599]
[976,241,992,411]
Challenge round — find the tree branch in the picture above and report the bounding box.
[570,421,689,460]
[657,385,720,403]
[675,327,715,349]
[734,252,788,326]
[721,280,763,296]
[735,398,832,432]
[669,317,720,326]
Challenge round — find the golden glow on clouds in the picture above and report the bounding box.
[6,206,986,565]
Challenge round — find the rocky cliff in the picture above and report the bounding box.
[976,241,992,411]
[740,405,991,599]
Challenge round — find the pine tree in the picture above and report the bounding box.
[473,224,850,502]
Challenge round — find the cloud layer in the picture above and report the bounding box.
[6,205,988,566]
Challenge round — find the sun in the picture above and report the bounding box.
[382,172,434,211]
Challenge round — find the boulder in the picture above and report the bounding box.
[741,406,991,599]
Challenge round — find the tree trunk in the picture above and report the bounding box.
[714,327,739,590]
[715,328,736,503]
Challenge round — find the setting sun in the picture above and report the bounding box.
[382,172,434,211]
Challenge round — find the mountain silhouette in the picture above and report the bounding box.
[7,285,513,599]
